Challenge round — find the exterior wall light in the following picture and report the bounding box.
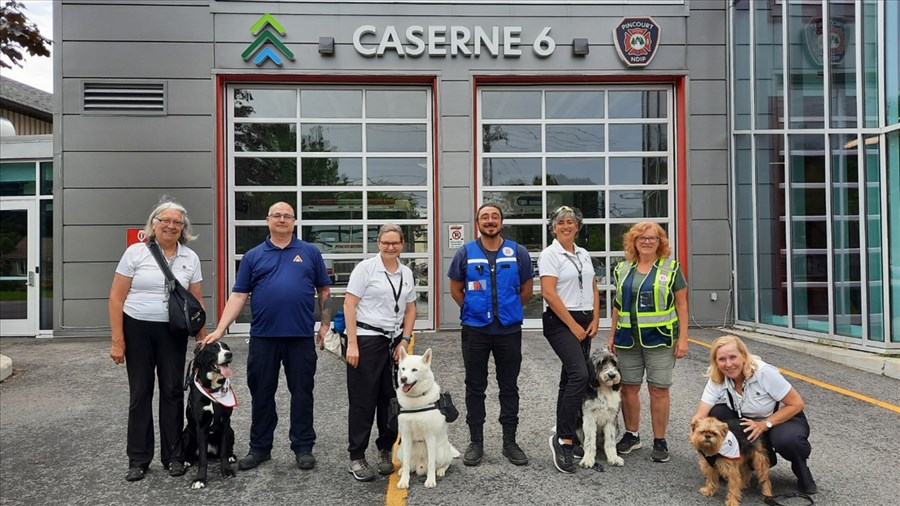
[319,37,335,55]
[572,38,590,56]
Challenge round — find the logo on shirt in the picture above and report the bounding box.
[293,255,303,263]
[659,274,668,283]
[502,246,514,257]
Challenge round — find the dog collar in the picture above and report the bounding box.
[194,376,238,408]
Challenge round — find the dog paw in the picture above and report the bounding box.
[190,480,207,490]
[579,457,595,469]
[397,478,409,489]
[424,477,437,488]
[222,467,235,478]
[437,466,448,477]
[699,485,716,497]
[608,456,624,467]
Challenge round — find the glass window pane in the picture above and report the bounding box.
[609,157,668,185]
[483,124,542,153]
[581,224,606,252]
[40,201,52,329]
[734,2,752,130]
[482,91,541,119]
[829,4,857,128]
[302,225,364,283]
[483,158,541,186]
[886,0,899,126]
[234,123,296,152]
[301,192,364,220]
[608,91,667,118]
[735,135,755,321]
[862,0,880,128]
[368,191,428,219]
[235,158,297,186]
[755,1,784,129]
[756,134,787,327]
[0,162,36,196]
[609,190,667,219]
[887,132,900,342]
[234,89,296,118]
[483,191,543,220]
[547,191,603,219]
[301,157,361,186]
[301,124,362,152]
[609,124,667,152]
[40,161,52,195]
[366,90,426,118]
[366,124,427,152]
[546,125,604,152]
[500,224,543,252]
[547,158,604,185]
[831,134,861,337]
[864,138,883,340]
[235,226,272,254]
[301,90,361,118]
[546,91,604,119]
[368,225,430,254]
[368,158,428,186]
[235,191,296,221]
[787,1,824,129]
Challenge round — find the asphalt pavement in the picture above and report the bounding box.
[1,327,898,505]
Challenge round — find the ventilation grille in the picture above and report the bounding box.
[82,82,166,115]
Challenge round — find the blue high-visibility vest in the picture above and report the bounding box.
[460,240,523,327]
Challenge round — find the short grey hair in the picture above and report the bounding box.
[143,197,197,244]
[548,205,583,235]
[377,223,405,243]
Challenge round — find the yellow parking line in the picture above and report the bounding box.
[689,338,900,414]
[385,334,414,506]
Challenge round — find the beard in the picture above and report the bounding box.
[478,226,501,238]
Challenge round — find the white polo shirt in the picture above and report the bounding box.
[115,241,203,322]
[346,253,416,337]
[538,239,594,311]
[700,360,793,419]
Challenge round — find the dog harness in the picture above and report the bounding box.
[193,376,238,408]
[387,392,459,432]
[701,430,744,466]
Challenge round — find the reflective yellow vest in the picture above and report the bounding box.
[613,258,680,348]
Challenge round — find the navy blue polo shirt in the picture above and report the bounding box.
[233,236,332,338]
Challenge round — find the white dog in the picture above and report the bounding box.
[579,347,624,469]
[395,347,460,489]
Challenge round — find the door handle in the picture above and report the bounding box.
[27,271,35,287]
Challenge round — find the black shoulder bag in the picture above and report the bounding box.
[147,239,206,338]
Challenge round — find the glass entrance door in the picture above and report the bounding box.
[0,200,38,336]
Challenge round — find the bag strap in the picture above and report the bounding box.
[147,239,177,292]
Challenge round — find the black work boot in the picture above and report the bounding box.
[463,424,484,466]
[501,424,528,465]
[792,459,818,495]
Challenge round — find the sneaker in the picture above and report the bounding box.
[463,442,483,466]
[348,458,376,482]
[616,432,642,454]
[238,452,271,470]
[377,449,395,475]
[549,435,576,474]
[650,438,669,462]
[573,444,585,460]
[296,452,316,470]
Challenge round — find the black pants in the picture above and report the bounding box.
[246,337,317,455]
[346,334,398,460]
[543,310,593,440]
[708,404,812,464]
[460,326,523,428]
[123,314,188,468]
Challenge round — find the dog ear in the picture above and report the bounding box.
[587,359,600,390]
[399,346,408,360]
[422,348,432,365]
[690,417,700,433]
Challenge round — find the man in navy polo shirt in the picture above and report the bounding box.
[448,202,534,467]
[204,201,332,472]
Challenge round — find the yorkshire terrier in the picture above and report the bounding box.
[689,417,772,506]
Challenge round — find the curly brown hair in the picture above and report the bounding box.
[622,221,670,261]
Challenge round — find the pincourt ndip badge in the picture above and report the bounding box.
[613,17,661,67]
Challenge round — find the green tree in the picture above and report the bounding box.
[0,1,51,69]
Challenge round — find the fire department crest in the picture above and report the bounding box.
[613,17,661,67]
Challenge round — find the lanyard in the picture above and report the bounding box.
[384,271,402,314]
[562,252,584,290]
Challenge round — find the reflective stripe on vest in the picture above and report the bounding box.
[614,259,678,329]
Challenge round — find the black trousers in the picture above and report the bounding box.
[123,313,188,468]
[543,310,593,440]
[460,326,523,429]
[708,403,812,463]
[346,334,398,459]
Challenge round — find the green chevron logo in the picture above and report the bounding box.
[242,13,294,66]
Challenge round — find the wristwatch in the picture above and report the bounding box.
[764,419,773,429]
[401,336,411,343]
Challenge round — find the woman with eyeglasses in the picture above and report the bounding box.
[609,221,688,464]
[539,206,599,474]
[108,198,205,482]
[342,224,417,481]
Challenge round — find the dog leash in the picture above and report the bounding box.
[763,493,814,506]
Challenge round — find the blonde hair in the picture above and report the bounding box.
[623,221,671,262]
[705,335,761,383]
[143,197,197,245]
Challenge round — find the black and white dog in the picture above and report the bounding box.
[578,347,624,469]
[180,342,237,489]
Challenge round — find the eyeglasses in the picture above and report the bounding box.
[154,218,184,227]
[268,213,295,220]
[379,241,402,248]
[637,236,660,243]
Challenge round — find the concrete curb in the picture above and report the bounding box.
[0,354,11,382]
[730,329,900,381]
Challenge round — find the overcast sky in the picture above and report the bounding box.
[1,0,54,92]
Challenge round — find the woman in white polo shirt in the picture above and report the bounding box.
[343,223,417,482]
[108,199,205,482]
[539,206,600,474]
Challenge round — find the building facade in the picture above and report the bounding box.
[5,0,892,352]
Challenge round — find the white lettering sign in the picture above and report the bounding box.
[353,25,555,58]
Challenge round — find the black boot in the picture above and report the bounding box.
[463,424,484,466]
[502,424,528,465]
[792,459,817,495]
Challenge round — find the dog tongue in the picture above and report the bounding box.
[220,365,233,378]
[402,384,412,393]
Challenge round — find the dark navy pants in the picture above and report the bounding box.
[346,334,398,460]
[460,326,523,428]
[543,310,593,440]
[246,336,317,455]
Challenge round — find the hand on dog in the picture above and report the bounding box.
[740,418,767,442]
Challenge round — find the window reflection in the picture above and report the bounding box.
[236,158,297,186]
[483,158,541,186]
[482,124,542,152]
[301,124,362,152]
[234,123,296,152]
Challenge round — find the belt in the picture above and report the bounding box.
[357,321,399,338]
